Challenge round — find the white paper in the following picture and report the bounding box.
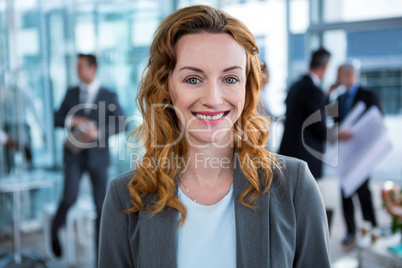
[326,105,392,198]
[339,101,366,131]
[324,101,366,167]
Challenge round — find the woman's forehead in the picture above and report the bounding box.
[174,32,247,72]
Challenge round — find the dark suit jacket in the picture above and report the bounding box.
[54,86,125,168]
[99,155,331,268]
[337,85,382,123]
[279,75,327,179]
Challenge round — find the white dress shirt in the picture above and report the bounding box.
[308,71,321,87]
[65,78,101,128]
[80,78,101,110]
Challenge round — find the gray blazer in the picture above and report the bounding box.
[99,155,330,267]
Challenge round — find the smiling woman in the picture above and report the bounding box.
[168,32,246,146]
[99,5,331,268]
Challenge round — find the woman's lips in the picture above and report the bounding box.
[192,111,230,125]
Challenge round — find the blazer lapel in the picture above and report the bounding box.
[88,88,103,118]
[138,192,179,268]
[72,87,85,116]
[137,164,271,268]
[73,87,80,105]
[234,160,270,268]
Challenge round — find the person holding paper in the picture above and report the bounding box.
[334,62,382,245]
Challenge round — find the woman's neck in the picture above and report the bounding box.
[182,144,234,186]
[178,144,235,205]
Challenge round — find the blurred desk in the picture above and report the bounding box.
[357,233,402,268]
[0,170,57,267]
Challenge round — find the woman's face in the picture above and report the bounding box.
[168,32,247,147]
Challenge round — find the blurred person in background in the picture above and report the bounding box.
[333,62,381,245]
[258,61,271,117]
[51,53,125,261]
[2,72,46,172]
[278,48,333,229]
[0,129,15,174]
[258,61,278,151]
[279,48,331,179]
[0,129,16,148]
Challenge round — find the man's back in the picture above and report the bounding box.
[279,75,327,179]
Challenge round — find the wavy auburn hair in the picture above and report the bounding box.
[127,5,279,225]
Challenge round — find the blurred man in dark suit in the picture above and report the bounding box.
[51,54,125,259]
[334,63,381,245]
[279,48,331,179]
[279,48,333,230]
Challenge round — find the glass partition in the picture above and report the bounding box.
[0,0,9,175]
[0,0,165,232]
[48,0,163,174]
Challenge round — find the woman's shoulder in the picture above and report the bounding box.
[268,154,324,217]
[273,153,308,176]
[271,154,317,194]
[110,170,136,186]
[107,170,136,204]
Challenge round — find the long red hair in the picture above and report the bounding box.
[126,5,279,225]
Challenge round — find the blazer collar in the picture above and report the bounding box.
[138,157,270,268]
[138,204,178,268]
[233,159,270,268]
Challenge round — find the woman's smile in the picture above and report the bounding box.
[192,111,230,125]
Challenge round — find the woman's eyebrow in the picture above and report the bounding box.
[223,65,243,72]
[179,66,204,73]
[179,65,243,73]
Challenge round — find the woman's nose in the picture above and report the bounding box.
[201,82,223,108]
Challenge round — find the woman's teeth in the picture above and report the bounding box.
[195,112,225,120]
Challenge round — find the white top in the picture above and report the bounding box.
[177,186,236,268]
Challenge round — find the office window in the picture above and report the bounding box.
[323,0,402,22]
[361,70,402,115]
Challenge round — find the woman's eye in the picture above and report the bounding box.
[186,77,200,84]
[225,77,238,84]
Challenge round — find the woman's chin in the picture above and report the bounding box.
[185,132,234,148]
